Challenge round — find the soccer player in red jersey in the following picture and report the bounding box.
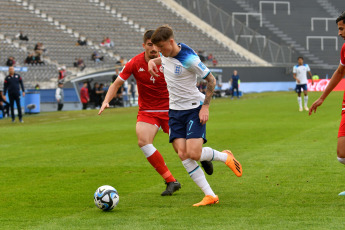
[309,12,345,194]
[98,30,182,196]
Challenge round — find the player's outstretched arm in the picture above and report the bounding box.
[148,57,161,77]
[309,64,345,115]
[199,73,216,125]
[98,77,124,115]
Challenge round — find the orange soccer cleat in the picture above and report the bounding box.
[193,195,219,207]
[223,150,242,177]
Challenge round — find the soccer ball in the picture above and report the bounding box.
[94,185,119,211]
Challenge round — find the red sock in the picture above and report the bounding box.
[146,150,176,183]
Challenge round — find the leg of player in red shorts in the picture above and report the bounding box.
[136,121,181,196]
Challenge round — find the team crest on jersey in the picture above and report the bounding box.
[159,66,163,73]
[174,65,183,75]
[198,62,207,71]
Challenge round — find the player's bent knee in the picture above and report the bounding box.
[137,139,150,148]
[337,157,345,165]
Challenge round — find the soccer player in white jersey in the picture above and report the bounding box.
[148,25,243,206]
[293,57,313,111]
[309,11,345,195]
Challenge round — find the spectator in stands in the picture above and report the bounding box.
[3,66,25,123]
[35,54,45,65]
[0,90,10,118]
[24,53,34,65]
[35,84,40,90]
[76,37,87,46]
[34,42,46,56]
[129,79,136,104]
[74,58,86,71]
[80,82,90,110]
[58,66,67,82]
[15,31,29,41]
[212,57,218,67]
[6,57,16,67]
[230,70,240,99]
[207,53,214,61]
[91,51,104,63]
[100,37,114,48]
[55,82,64,111]
[118,57,126,66]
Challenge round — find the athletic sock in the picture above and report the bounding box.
[182,158,216,197]
[338,157,345,165]
[140,144,176,183]
[304,95,308,107]
[199,147,228,162]
[297,97,302,108]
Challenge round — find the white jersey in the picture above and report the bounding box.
[293,64,310,85]
[160,43,210,110]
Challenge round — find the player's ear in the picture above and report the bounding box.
[142,43,145,49]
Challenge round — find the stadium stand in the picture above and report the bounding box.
[202,0,343,68]
[0,0,259,89]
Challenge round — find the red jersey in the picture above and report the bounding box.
[119,52,169,111]
[80,87,89,103]
[341,43,345,115]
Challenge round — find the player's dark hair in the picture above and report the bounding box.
[143,30,154,43]
[297,56,303,60]
[151,25,174,44]
[336,11,345,24]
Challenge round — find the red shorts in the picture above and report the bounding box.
[338,114,345,138]
[137,111,169,133]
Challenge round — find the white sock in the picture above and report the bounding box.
[304,96,308,107]
[297,97,302,108]
[338,157,345,165]
[182,158,216,197]
[199,147,228,162]
[140,144,156,158]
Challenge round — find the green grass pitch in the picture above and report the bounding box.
[1,91,345,229]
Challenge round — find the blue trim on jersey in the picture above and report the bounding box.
[202,71,211,79]
[174,43,199,69]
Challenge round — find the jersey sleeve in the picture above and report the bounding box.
[184,55,210,79]
[341,44,345,66]
[292,65,297,73]
[306,64,310,72]
[119,59,133,81]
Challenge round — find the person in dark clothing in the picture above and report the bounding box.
[3,66,25,122]
[0,90,10,118]
[6,57,15,67]
[111,69,123,106]
[17,31,29,41]
[230,70,240,99]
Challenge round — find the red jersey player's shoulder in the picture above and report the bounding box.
[119,52,145,80]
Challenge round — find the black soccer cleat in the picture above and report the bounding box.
[201,161,214,175]
[161,180,181,196]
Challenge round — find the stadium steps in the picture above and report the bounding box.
[232,0,328,67]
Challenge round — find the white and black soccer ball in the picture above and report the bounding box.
[94,185,119,211]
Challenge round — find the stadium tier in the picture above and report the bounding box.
[0,0,255,88]
[206,0,343,68]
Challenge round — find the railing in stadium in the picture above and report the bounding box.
[174,0,293,65]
